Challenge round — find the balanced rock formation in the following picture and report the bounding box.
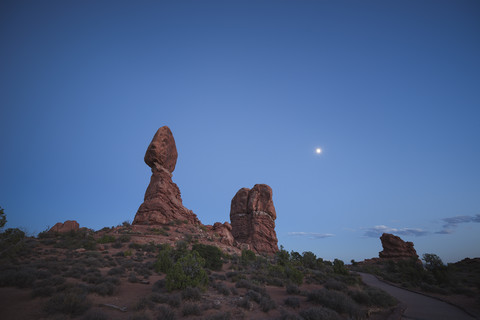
[49,220,79,233]
[209,222,235,246]
[133,126,200,226]
[230,184,278,255]
[379,233,418,259]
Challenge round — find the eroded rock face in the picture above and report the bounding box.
[49,220,79,233]
[212,222,234,246]
[379,233,418,259]
[133,126,200,226]
[230,184,278,255]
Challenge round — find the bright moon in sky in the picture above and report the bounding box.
[315,148,322,154]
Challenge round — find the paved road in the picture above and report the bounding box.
[357,272,475,320]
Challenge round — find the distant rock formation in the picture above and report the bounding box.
[230,184,278,255]
[49,220,79,233]
[133,126,200,226]
[379,233,418,259]
[208,222,235,246]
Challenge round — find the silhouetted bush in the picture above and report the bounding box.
[286,283,300,295]
[324,279,347,291]
[333,259,348,275]
[97,235,116,244]
[134,297,154,311]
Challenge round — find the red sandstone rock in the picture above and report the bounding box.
[230,184,278,255]
[212,222,234,246]
[49,220,79,233]
[379,233,418,259]
[144,126,178,173]
[133,127,200,226]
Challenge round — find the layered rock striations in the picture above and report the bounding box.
[379,233,418,259]
[133,126,200,226]
[230,184,278,255]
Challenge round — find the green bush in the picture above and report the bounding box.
[182,303,201,316]
[97,235,116,244]
[154,245,174,273]
[166,251,208,291]
[240,249,256,265]
[284,297,300,309]
[157,305,176,320]
[192,243,223,271]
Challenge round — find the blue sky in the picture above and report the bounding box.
[1,0,479,263]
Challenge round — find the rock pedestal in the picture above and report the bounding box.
[230,184,278,255]
[49,220,79,233]
[133,126,200,225]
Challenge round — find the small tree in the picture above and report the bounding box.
[423,253,450,284]
[166,251,208,291]
[192,243,223,271]
[333,259,348,275]
[302,251,317,269]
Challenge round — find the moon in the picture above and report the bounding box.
[315,148,322,154]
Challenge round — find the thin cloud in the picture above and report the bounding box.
[363,225,429,238]
[288,232,334,239]
[436,214,480,234]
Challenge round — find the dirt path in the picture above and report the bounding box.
[357,272,475,320]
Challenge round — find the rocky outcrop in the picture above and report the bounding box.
[133,126,200,226]
[230,184,278,255]
[49,220,79,233]
[379,233,418,259]
[210,222,234,246]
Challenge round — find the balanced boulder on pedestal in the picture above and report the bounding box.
[133,126,200,226]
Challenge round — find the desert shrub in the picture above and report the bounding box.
[348,289,371,305]
[166,251,208,291]
[128,314,151,320]
[307,289,364,318]
[54,229,97,250]
[278,311,303,320]
[32,285,55,297]
[286,283,300,295]
[236,297,253,310]
[152,279,166,292]
[246,290,262,303]
[128,272,138,283]
[112,241,123,249]
[364,286,397,307]
[211,273,227,281]
[157,305,176,320]
[44,286,91,316]
[182,286,202,301]
[135,297,154,311]
[182,303,202,316]
[82,311,108,320]
[91,281,116,296]
[0,228,30,258]
[212,281,230,296]
[203,312,231,320]
[324,279,347,291]
[168,293,182,308]
[260,296,276,312]
[230,287,238,295]
[240,249,256,265]
[154,246,174,273]
[285,265,304,285]
[192,243,223,271]
[118,234,131,242]
[0,267,36,288]
[299,307,342,320]
[97,235,116,244]
[302,251,318,269]
[333,259,348,275]
[284,296,300,309]
[108,266,125,276]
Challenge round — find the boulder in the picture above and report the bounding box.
[379,233,418,259]
[133,126,200,226]
[230,184,278,255]
[49,220,79,233]
[212,222,234,246]
[144,126,178,173]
